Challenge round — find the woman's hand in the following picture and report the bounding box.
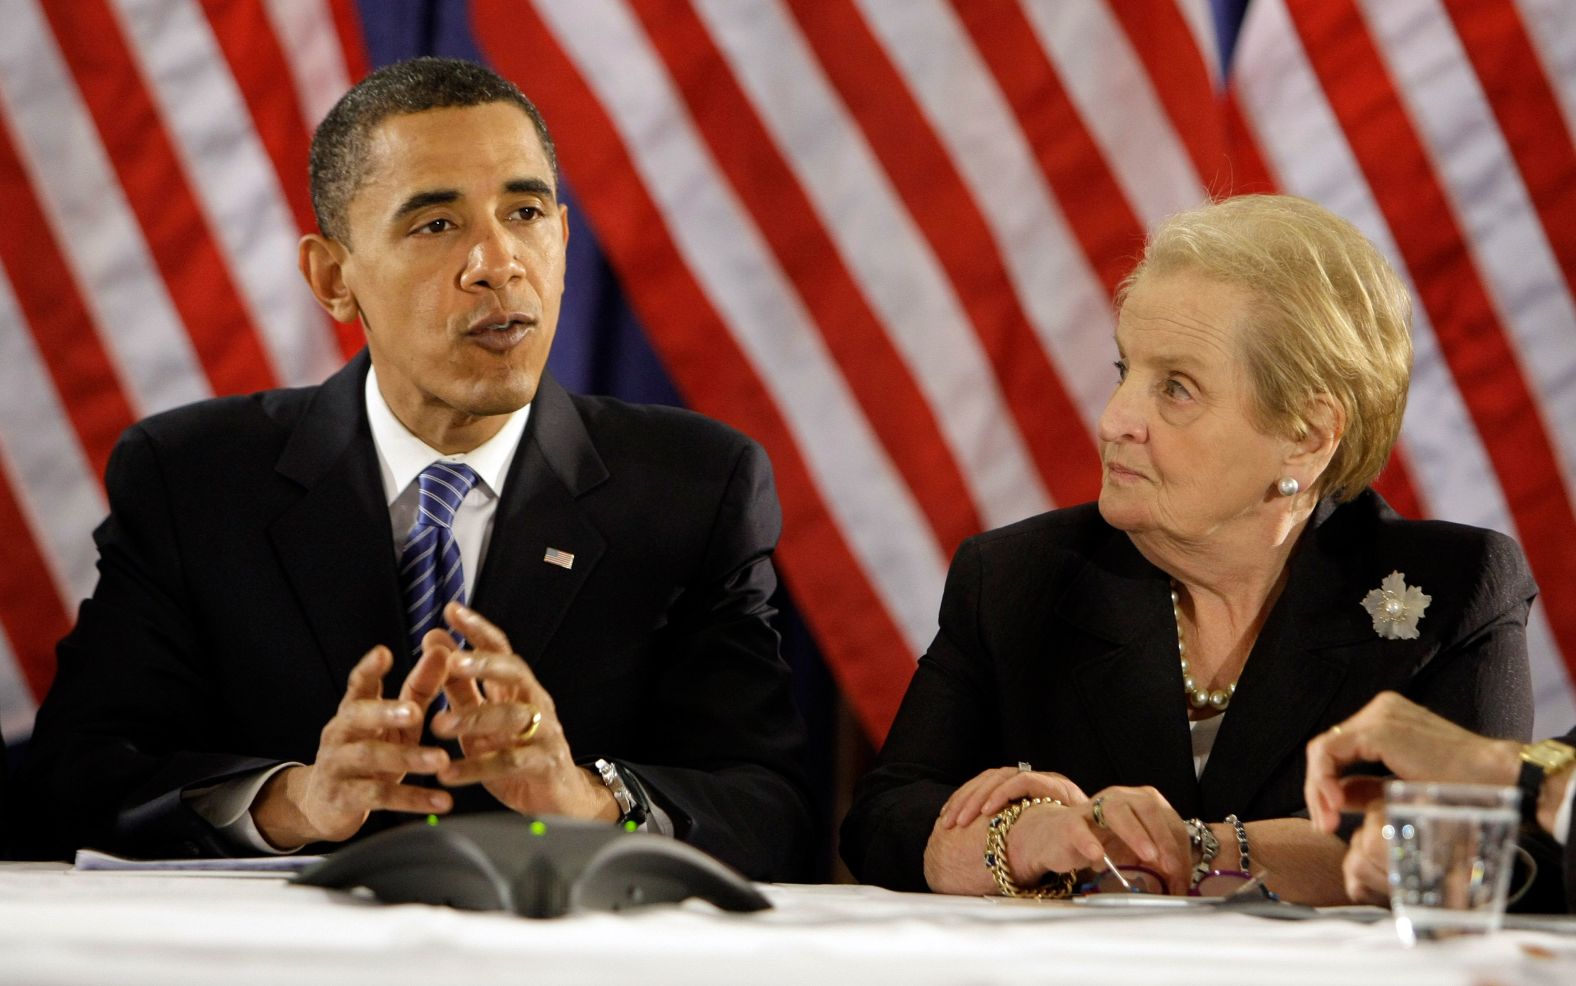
[923,775,1193,897]
[937,766,1089,829]
[923,795,1106,895]
[1083,786,1194,895]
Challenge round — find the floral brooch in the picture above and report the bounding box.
[1361,571,1431,640]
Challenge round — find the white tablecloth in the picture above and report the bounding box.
[2,863,1574,985]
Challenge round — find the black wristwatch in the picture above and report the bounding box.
[594,758,650,827]
[1517,739,1576,825]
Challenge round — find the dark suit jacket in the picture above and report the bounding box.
[1560,726,1576,913]
[841,491,1535,890]
[16,352,813,879]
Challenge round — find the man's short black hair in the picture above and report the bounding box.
[309,56,557,246]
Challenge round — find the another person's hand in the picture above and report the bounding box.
[1340,803,1391,906]
[937,765,1088,829]
[428,603,619,821]
[251,643,453,847]
[1304,691,1519,833]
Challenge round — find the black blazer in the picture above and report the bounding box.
[17,352,813,878]
[841,492,1535,890]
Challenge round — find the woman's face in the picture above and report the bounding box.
[1097,271,1295,544]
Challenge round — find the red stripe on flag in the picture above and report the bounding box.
[627,0,985,556]
[200,2,316,235]
[787,0,1102,507]
[1291,0,1576,682]
[1220,88,1426,517]
[201,1,358,361]
[1371,451,1426,520]
[0,455,71,700]
[328,0,369,83]
[1106,0,1233,196]
[39,1,278,397]
[1444,0,1576,293]
[952,0,1146,298]
[473,0,921,739]
[0,117,134,480]
[1222,91,1278,195]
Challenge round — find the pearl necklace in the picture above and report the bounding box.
[1173,583,1237,712]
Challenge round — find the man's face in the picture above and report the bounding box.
[332,102,567,446]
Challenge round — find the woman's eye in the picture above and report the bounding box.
[1164,377,1193,400]
[1113,360,1128,381]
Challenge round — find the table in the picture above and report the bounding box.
[3,863,1575,985]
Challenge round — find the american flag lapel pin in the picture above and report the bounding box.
[543,547,575,570]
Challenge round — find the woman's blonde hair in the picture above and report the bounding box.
[1118,195,1413,502]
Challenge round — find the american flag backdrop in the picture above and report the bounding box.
[3,0,1576,754]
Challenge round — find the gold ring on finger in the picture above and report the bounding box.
[1091,795,1109,830]
[517,708,543,744]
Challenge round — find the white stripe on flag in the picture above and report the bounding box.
[1362,0,1576,497]
[542,0,946,654]
[264,0,355,128]
[1020,0,1206,227]
[854,0,1119,438]
[1514,0,1576,142]
[0,626,36,744]
[694,0,1052,528]
[1236,0,1576,734]
[0,268,105,607]
[113,0,339,388]
[0,0,210,416]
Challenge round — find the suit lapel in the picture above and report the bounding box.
[1200,500,1369,817]
[470,372,607,671]
[269,352,407,692]
[1063,533,1201,817]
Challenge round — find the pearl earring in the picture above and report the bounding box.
[1277,477,1300,497]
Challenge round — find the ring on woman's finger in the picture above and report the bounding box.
[1091,795,1109,830]
[1330,725,1343,736]
[517,708,543,744]
[1017,761,1032,773]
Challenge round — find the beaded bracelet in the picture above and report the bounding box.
[1184,817,1219,888]
[1225,813,1251,873]
[983,797,1078,899]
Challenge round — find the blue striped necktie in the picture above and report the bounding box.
[399,461,481,661]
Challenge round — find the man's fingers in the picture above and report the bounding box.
[331,777,453,816]
[340,646,393,710]
[320,697,422,745]
[401,630,456,710]
[321,738,448,779]
[437,744,547,787]
[432,701,544,741]
[445,602,514,655]
[1336,775,1387,813]
[1343,819,1392,905]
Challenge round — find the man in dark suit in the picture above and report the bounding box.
[1306,692,1576,912]
[14,57,812,879]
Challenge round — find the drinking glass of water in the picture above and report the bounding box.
[1383,781,1520,945]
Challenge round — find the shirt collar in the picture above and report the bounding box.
[364,364,531,505]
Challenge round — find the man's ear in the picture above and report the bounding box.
[1287,393,1346,477]
[298,234,359,324]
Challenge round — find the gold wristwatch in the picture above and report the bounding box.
[1517,738,1576,824]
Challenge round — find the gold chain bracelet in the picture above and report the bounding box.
[982,797,1078,899]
